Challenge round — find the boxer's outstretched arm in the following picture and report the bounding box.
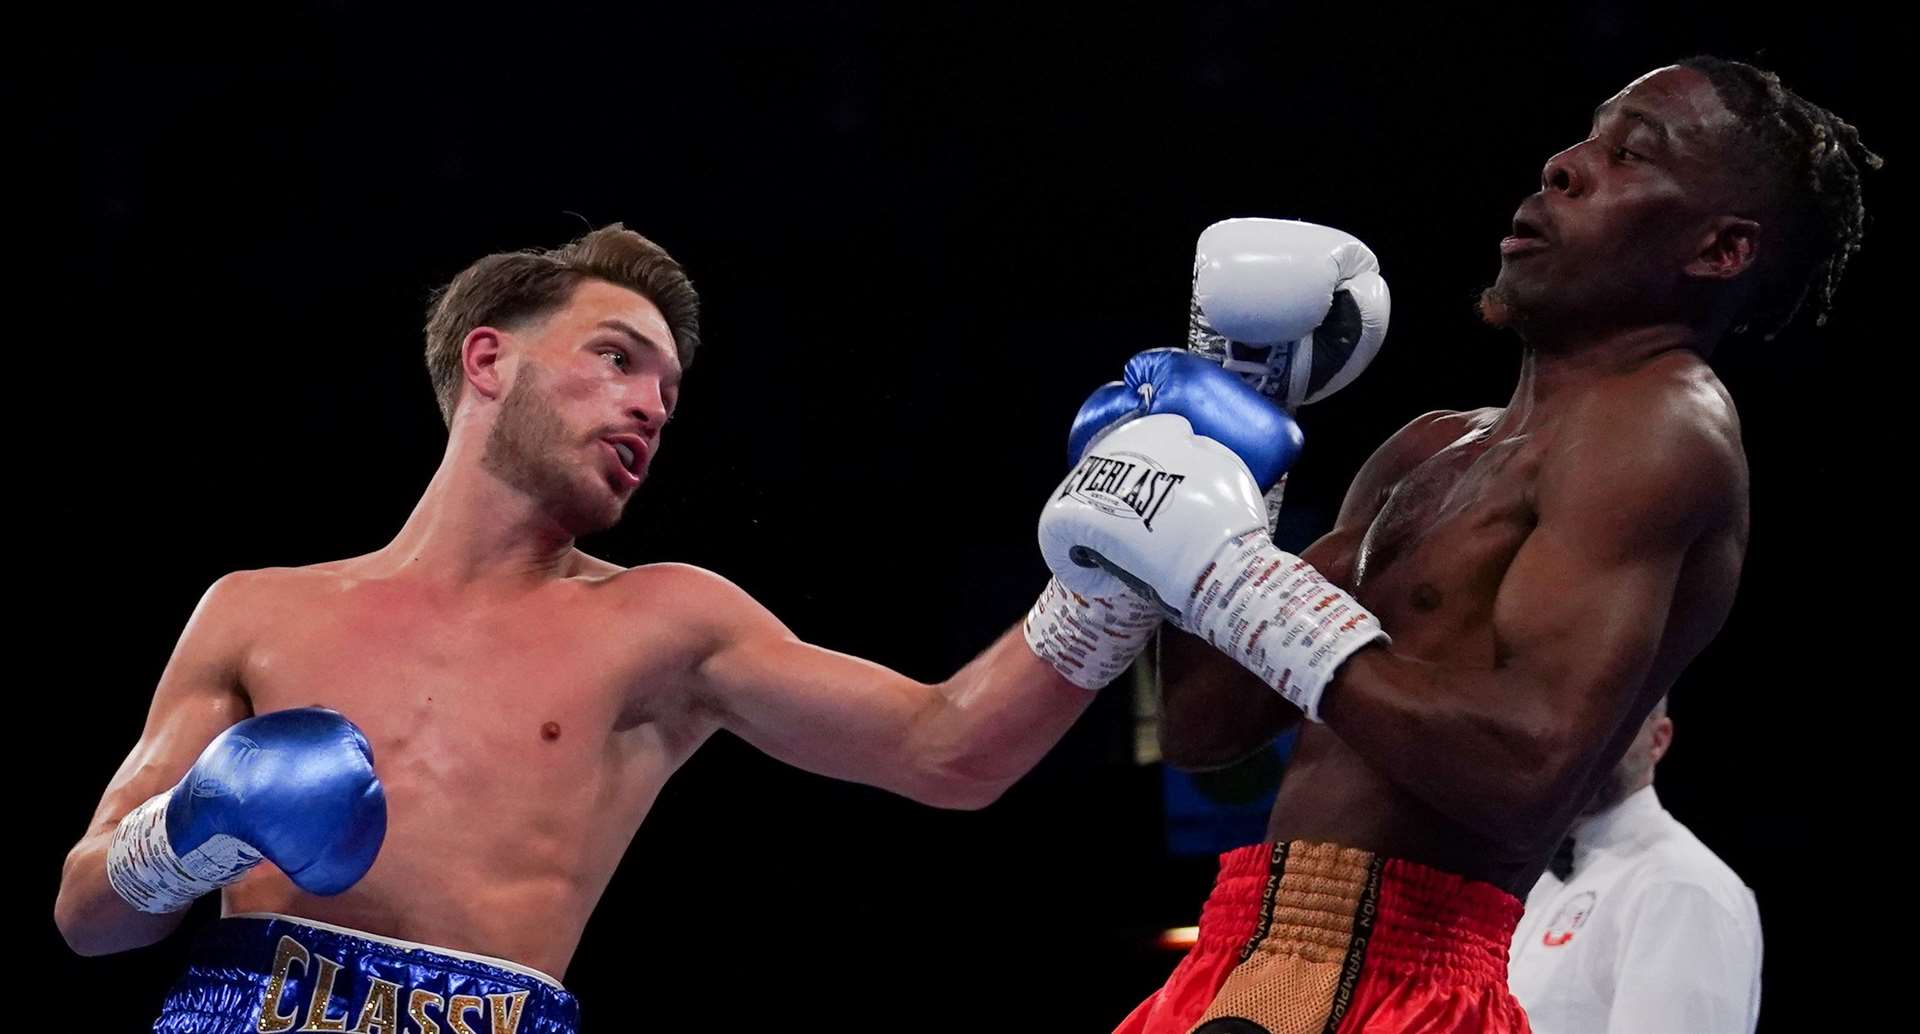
[672,567,1093,809]
[1157,410,1472,769]
[1319,405,1743,852]
[55,575,254,956]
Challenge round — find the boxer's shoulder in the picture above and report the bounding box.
[1587,350,1739,434]
[188,558,484,648]
[1404,407,1505,452]
[591,562,771,636]
[594,560,739,599]
[1543,361,1747,538]
[189,566,324,624]
[216,556,383,590]
[1568,356,1744,483]
[202,561,381,619]
[1360,407,1505,487]
[585,564,784,719]
[158,567,354,694]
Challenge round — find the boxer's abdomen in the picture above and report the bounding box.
[1268,422,1546,891]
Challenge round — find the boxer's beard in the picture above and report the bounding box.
[481,367,621,536]
[1478,281,1524,330]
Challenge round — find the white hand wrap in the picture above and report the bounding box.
[1023,577,1162,690]
[1181,530,1389,720]
[105,792,261,914]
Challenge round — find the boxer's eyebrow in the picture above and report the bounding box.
[597,319,666,354]
[597,318,682,378]
[1592,102,1673,147]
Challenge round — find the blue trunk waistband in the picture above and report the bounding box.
[152,912,580,1033]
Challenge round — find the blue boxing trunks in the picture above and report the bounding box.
[152,912,578,1033]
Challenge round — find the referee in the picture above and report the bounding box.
[1510,695,1763,1033]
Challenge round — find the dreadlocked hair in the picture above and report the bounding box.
[1680,55,1882,339]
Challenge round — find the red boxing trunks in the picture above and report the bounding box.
[1117,840,1531,1034]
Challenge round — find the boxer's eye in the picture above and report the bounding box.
[1611,145,1640,163]
[600,349,629,371]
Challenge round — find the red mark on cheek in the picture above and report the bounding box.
[541,721,561,742]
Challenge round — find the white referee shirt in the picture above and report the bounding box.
[1509,786,1763,1034]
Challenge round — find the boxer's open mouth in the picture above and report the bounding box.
[602,435,647,480]
[616,435,647,469]
[1501,218,1551,257]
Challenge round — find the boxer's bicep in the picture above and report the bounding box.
[689,579,941,793]
[1491,417,1735,768]
[87,574,256,836]
[1490,519,1685,756]
[687,572,1090,807]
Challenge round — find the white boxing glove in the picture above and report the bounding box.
[1037,414,1389,719]
[1187,218,1390,411]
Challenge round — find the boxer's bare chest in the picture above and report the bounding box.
[1269,411,1554,880]
[1348,417,1546,663]
[253,584,600,743]
[236,570,698,829]
[223,565,710,972]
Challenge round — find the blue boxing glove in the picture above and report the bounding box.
[1024,350,1304,690]
[107,707,388,913]
[1038,414,1388,720]
[1066,348,1304,490]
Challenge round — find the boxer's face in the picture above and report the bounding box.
[480,280,680,535]
[1485,66,1753,338]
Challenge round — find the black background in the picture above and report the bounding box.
[23,2,1892,1030]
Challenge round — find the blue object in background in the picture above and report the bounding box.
[1163,725,1299,857]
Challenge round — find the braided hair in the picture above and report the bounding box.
[1679,55,1882,339]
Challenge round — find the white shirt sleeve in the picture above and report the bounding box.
[1605,880,1762,1034]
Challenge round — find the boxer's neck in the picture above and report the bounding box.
[1505,321,1711,425]
[380,432,580,588]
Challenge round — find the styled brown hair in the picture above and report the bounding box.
[424,224,700,425]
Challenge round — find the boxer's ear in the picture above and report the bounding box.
[1684,216,1760,282]
[462,327,509,404]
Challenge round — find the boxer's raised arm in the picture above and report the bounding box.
[1155,409,1472,769]
[1320,401,1744,851]
[672,566,1094,809]
[56,575,254,955]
